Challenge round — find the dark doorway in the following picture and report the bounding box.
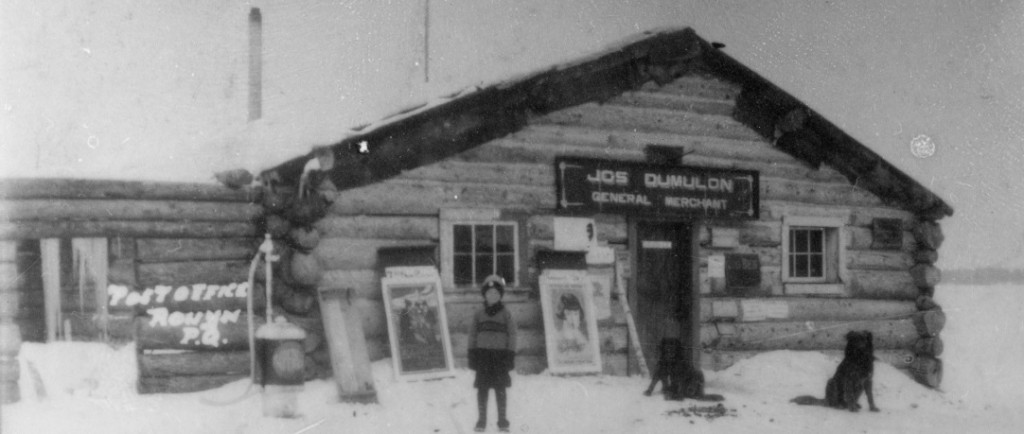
[631,220,696,369]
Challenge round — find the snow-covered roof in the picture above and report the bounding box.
[265,28,952,220]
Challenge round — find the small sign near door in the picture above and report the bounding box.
[641,240,672,249]
[724,253,761,296]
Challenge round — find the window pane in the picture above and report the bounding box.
[794,255,808,277]
[475,253,494,283]
[809,254,823,277]
[454,225,472,253]
[792,230,804,253]
[495,225,514,253]
[496,254,514,284]
[454,254,473,285]
[810,230,823,254]
[475,225,494,253]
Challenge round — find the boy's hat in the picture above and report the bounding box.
[481,274,506,296]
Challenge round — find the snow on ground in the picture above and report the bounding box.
[3,284,1024,434]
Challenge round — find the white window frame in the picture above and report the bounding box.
[781,214,848,296]
[440,209,520,290]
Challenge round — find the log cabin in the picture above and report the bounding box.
[0,27,952,398]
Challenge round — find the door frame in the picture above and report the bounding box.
[627,217,702,368]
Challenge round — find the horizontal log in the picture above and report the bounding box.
[453,354,549,375]
[700,349,917,372]
[647,75,741,100]
[22,311,136,342]
[446,301,544,334]
[762,178,883,208]
[847,250,914,271]
[527,214,628,244]
[465,134,835,183]
[700,297,917,323]
[847,269,917,299]
[609,89,735,116]
[138,350,251,377]
[536,103,763,141]
[135,238,258,263]
[760,202,916,228]
[909,355,942,388]
[314,238,433,270]
[325,180,554,216]
[913,310,946,337]
[910,264,941,288]
[848,227,916,251]
[450,329,546,356]
[315,215,438,239]
[138,373,246,394]
[913,336,943,357]
[913,249,938,265]
[320,269,382,300]
[0,220,256,240]
[137,260,251,287]
[913,221,944,250]
[0,179,256,203]
[0,199,259,223]
[700,318,919,351]
[135,312,264,351]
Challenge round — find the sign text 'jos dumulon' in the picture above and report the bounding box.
[555,157,759,219]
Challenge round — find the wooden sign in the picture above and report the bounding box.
[871,218,904,250]
[725,253,761,295]
[555,157,759,219]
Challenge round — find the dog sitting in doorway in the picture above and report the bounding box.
[643,338,724,401]
[791,330,880,412]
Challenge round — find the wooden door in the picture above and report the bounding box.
[631,221,694,368]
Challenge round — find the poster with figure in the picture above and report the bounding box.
[381,274,456,381]
[539,270,602,374]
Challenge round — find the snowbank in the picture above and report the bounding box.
[3,284,1023,433]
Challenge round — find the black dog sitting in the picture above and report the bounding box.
[643,338,724,401]
[791,330,880,412]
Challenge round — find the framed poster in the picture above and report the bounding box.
[539,270,602,374]
[381,274,456,381]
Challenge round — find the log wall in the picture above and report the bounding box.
[0,179,262,394]
[311,71,945,383]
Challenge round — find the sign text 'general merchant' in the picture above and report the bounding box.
[555,157,759,219]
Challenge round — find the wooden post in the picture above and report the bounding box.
[318,287,377,403]
[40,239,62,342]
[1,241,21,403]
[615,257,648,377]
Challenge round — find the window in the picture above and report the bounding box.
[782,214,848,295]
[452,223,517,286]
[6,238,109,342]
[440,209,520,289]
[788,227,826,280]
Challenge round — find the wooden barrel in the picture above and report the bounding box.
[909,355,942,388]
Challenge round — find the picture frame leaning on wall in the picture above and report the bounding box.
[539,270,603,374]
[381,273,457,381]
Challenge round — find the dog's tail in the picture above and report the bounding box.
[790,395,827,406]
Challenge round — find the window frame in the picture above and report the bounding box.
[781,214,848,294]
[440,209,521,290]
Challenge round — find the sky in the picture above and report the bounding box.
[2,0,1023,270]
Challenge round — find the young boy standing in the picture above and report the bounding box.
[467,274,517,432]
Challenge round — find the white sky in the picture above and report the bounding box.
[2,0,1022,269]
